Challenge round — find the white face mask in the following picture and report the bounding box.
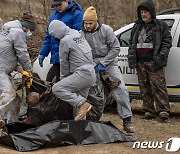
[25,31,32,39]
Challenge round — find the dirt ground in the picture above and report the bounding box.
[0,107,180,154]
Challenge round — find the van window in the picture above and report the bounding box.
[117,28,132,47]
[162,19,174,31]
[117,19,174,47]
[178,35,180,47]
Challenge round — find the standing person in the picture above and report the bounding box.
[0,11,36,128]
[38,0,83,82]
[48,20,96,121]
[128,0,172,120]
[81,6,134,133]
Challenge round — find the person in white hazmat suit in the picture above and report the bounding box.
[48,20,96,121]
[0,11,36,130]
[81,6,134,133]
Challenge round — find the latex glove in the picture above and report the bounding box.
[21,71,33,88]
[38,55,45,67]
[94,63,105,73]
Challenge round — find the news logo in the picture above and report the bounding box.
[133,137,180,152]
[166,137,180,152]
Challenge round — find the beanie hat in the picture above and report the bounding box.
[83,6,98,21]
[20,10,36,31]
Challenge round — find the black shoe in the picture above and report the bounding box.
[141,112,156,120]
[123,117,134,133]
[159,111,169,120]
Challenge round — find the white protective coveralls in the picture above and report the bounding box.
[49,20,96,108]
[0,20,32,123]
[81,23,132,119]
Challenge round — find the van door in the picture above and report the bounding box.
[163,17,180,100]
[116,24,139,95]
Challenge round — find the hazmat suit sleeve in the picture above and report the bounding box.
[12,29,32,71]
[99,26,120,67]
[59,40,70,79]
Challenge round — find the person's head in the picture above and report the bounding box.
[20,10,36,38]
[137,0,156,22]
[52,0,69,12]
[49,20,70,40]
[83,6,98,32]
[26,92,40,107]
[139,7,152,23]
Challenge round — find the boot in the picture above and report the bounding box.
[123,116,134,133]
[74,101,92,121]
[159,111,169,120]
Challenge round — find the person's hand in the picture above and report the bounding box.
[38,55,45,67]
[94,63,105,73]
[21,71,33,88]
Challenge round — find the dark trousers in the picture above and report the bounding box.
[46,62,60,82]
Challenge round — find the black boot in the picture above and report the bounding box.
[123,116,134,133]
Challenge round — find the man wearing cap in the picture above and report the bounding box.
[48,20,96,121]
[128,0,172,120]
[0,11,36,130]
[38,0,83,82]
[81,6,134,133]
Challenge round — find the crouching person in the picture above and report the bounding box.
[49,20,96,121]
[0,11,36,130]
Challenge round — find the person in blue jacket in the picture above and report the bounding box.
[38,0,83,82]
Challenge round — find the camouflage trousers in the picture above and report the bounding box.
[136,61,170,114]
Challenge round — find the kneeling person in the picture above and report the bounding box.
[48,20,96,121]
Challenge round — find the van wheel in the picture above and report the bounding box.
[46,66,57,82]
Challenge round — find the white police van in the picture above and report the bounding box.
[33,8,180,101]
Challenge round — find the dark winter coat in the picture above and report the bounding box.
[128,0,172,71]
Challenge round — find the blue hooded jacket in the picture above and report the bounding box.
[39,1,83,64]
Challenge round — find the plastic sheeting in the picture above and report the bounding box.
[0,120,137,152]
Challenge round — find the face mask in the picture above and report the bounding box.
[25,31,32,39]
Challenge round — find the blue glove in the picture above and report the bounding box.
[94,63,105,73]
[38,55,45,67]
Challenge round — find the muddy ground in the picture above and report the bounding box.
[0,103,180,154]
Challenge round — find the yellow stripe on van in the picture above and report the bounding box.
[167,87,180,91]
[126,86,139,89]
[126,85,180,91]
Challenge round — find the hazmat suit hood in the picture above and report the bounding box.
[2,20,22,32]
[48,20,70,40]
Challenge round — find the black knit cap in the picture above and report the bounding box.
[52,0,64,7]
[20,10,36,31]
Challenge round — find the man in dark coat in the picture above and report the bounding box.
[128,0,172,120]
